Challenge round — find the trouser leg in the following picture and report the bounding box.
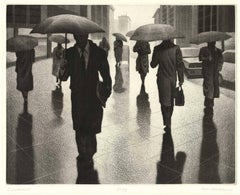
[204,97,214,116]
[75,131,97,161]
[161,105,174,128]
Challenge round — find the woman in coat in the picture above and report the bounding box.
[113,38,123,67]
[99,37,110,57]
[150,40,184,132]
[52,43,64,87]
[15,48,35,104]
[199,41,223,118]
[133,40,151,87]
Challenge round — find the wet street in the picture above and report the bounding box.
[6,51,235,184]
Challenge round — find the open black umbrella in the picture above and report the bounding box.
[130,24,184,42]
[7,35,38,52]
[49,35,70,44]
[113,33,127,42]
[31,14,105,51]
[190,31,231,44]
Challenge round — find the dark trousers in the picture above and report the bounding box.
[75,131,97,161]
[161,105,174,127]
[204,97,214,116]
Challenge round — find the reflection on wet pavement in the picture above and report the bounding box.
[198,115,220,183]
[156,131,186,184]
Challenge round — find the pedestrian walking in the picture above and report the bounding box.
[15,49,35,104]
[52,43,64,88]
[133,40,151,87]
[113,38,123,67]
[199,41,223,118]
[150,40,184,132]
[99,37,110,57]
[59,34,112,168]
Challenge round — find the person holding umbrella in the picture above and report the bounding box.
[151,40,184,132]
[190,31,230,118]
[133,40,151,87]
[59,33,112,168]
[49,35,69,88]
[114,37,123,67]
[31,14,111,168]
[99,37,110,57]
[199,42,223,118]
[131,24,185,132]
[7,35,37,105]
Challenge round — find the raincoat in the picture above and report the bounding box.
[199,46,223,99]
[114,40,123,62]
[52,46,64,77]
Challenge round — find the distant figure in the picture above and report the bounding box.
[15,49,35,104]
[114,38,123,67]
[52,43,64,88]
[133,40,151,87]
[199,42,223,118]
[99,37,110,57]
[150,40,184,132]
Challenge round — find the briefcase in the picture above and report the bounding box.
[175,86,185,106]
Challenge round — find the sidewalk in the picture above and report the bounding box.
[6,52,235,184]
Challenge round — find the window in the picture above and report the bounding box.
[198,6,204,32]
[80,5,87,17]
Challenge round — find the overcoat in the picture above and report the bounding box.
[199,46,223,99]
[133,40,151,75]
[114,40,123,62]
[52,46,64,77]
[150,41,184,106]
[59,40,112,134]
[15,49,35,92]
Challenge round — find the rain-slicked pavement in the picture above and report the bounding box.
[7,50,235,184]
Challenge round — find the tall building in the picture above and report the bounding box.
[153,5,235,47]
[118,15,131,34]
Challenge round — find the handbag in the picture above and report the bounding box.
[175,86,185,106]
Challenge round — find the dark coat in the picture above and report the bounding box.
[114,40,123,62]
[15,49,35,92]
[199,46,223,99]
[133,40,151,75]
[150,41,184,106]
[59,40,112,134]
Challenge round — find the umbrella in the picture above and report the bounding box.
[190,31,232,44]
[49,35,70,44]
[7,35,38,52]
[30,14,105,56]
[30,14,105,35]
[113,33,127,42]
[130,24,185,42]
[126,30,135,37]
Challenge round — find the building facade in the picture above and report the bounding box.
[118,15,131,35]
[7,5,114,57]
[153,5,235,47]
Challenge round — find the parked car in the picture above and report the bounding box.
[219,50,235,85]
[181,47,202,78]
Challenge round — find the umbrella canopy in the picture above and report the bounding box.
[49,34,70,44]
[190,31,232,44]
[130,24,185,42]
[7,35,38,52]
[30,14,105,34]
[113,33,127,42]
[126,30,135,37]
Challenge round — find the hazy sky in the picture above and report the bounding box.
[113,5,159,30]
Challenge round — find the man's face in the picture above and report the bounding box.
[74,34,89,48]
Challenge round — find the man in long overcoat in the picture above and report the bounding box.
[150,40,184,131]
[133,40,151,87]
[59,34,112,167]
[199,41,223,117]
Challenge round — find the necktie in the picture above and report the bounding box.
[80,47,86,75]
